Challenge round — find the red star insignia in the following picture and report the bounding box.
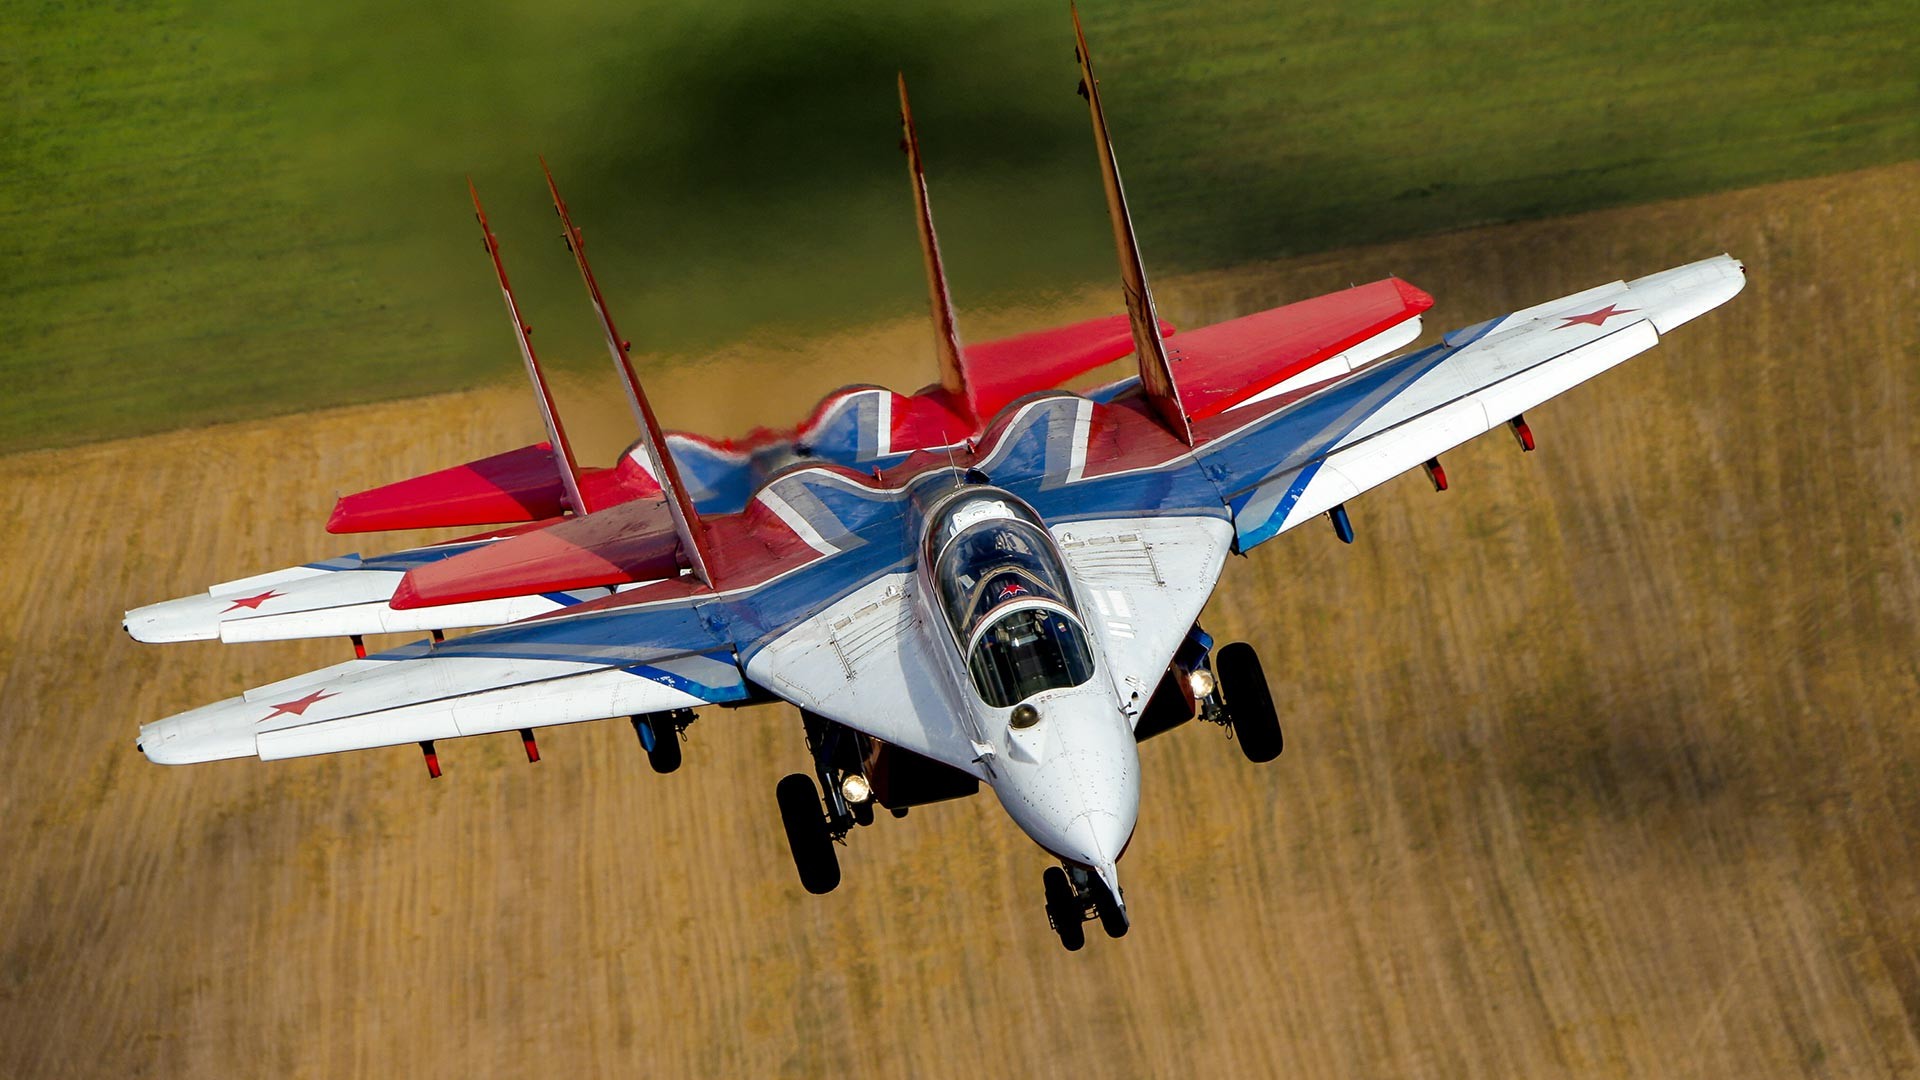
[262,689,335,721]
[1555,303,1637,330]
[222,589,284,613]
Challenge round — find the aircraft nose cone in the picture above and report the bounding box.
[1054,808,1133,870]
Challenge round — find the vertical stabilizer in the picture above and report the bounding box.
[1070,6,1192,444]
[897,74,970,414]
[540,160,714,586]
[469,180,591,516]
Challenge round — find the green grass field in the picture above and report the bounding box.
[4,0,1915,453]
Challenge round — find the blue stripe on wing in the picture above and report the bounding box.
[623,652,750,703]
[306,539,503,574]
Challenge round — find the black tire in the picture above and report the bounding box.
[646,725,683,774]
[1043,867,1086,951]
[1093,882,1129,939]
[1216,642,1283,763]
[776,774,840,894]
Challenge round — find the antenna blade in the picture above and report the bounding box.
[469,179,590,516]
[1071,6,1192,444]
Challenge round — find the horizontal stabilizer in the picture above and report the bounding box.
[391,496,682,610]
[1172,278,1433,418]
[125,528,614,644]
[328,443,569,533]
[960,314,1174,419]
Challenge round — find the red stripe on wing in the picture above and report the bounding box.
[390,497,682,609]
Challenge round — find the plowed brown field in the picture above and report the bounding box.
[3,162,1917,1078]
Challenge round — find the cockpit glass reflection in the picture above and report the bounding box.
[929,494,1095,707]
[966,607,1095,708]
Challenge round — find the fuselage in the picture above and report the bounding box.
[913,479,1140,894]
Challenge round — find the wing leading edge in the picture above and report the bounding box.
[1200,255,1747,550]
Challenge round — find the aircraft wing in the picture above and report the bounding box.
[1198,255,1746,549]
[137,467,963,768]
[139,595,747,764]
[123,531,618,644]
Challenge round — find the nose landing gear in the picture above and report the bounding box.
[1042,864,1128,950]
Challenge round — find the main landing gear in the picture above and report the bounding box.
[777,773,842,894]
[775,711,874,894]
[1140,629,1284,764]
[1043,865,1127,951]
[1211,641,1283,763]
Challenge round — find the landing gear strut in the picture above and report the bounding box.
[775,711,876,894]
[1043,864,1128,950]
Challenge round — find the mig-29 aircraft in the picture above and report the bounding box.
[131,10,1744,948]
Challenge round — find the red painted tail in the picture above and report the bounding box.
[1071,6,1191,445]
[470,180,591,516]
[897,74,971,417]
[541,160,715,586]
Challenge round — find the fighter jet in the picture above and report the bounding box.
[130,9,1743,948]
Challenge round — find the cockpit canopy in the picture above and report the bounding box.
[927,491,1096,708]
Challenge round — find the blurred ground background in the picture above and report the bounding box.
[1,161,1916,1077]
[3,0,1915,452]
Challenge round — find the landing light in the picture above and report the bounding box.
[841,773,873,805]
[1187,668,1216,700]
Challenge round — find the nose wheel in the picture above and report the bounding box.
[1042,865,1128,950]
